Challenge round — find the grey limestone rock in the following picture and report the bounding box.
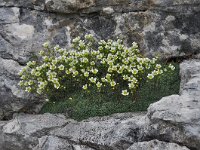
[0,58,44,119]
[143,59,200,150]
[180,60,200,93]
[0,113,146,150]
[127,140,190,150]
[45,0,95,13]
[50,112,146,150]
[145,94,200,150]
[1,113,69,150]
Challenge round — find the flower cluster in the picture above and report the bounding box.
[18,34,175,97]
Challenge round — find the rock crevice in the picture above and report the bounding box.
[1,60,200,149]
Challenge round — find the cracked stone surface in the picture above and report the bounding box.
[127,140,190,150]
[143,59,200,150]
[0,59,200,149]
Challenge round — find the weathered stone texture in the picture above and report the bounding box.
[127,140,190,150]
[143,59,200,150]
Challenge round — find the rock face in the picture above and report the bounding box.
[0,59,200,149]
[179,60,200,93]
[0,57,44,119]
[127,140,190,150]
[0,0,200,118]
[144,59,200,150]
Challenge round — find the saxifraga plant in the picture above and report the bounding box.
[18,34,175,101]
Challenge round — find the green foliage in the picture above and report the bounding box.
[18,34,175,100]
[40,63,180,121]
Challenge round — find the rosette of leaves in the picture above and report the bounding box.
[18,34,175,101]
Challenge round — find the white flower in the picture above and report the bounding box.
[20,75,26,80]
[39,50,45,56]
[50,65,56,70]
[132,69,138,75]
[18,81,24,86]
[168,64,175,70]
[28,80,34,85]
[98,46,103,51]
[52,59,58,65]
[35,72,41,77]
[89,77,97,83]
[106,74,111,79]
[123,75,129,80]
[121,90,129,96]
[108,67,113,73]
[158,69,163,74]
[72,71,79,77]
[96,82,102,88]
[156,64,162,69]
[45,99,49,102]
[58,65,65,71]
[123,59,129,65]
[42,41,50,48]
[79,40,85,48]
[54,82,60,89]
[81,58,89,63]
[18,68,27,76]
[128,82,135,89]
[90,61,95,66]
[151,58,157,64]
[132,42,138,49]
[85,34,93,40]
[110,80,116,87]
[112,66,117,71]
[147,74,154,80]
[65,69,70,74]
[31,69,36,75]
[42,56,49,62]
[108,60,113,66]
[84,72,89,77]
[152,70,159,76]
[92,68,98,74]
[24,82,28,86]
[117,68,123,74]
[96,54,103,59]
[101,77,107,82]
[37,78,43,82]
[54,45,60,51]
[82,84,88,90]
[72,36,80,43]
[100,58,106,64]
[105,45,110,49]
[111,47,116,53]
[38,81,47,89]
[58,48,65,54]
[36,66,42,71]
[37,89,42,94]
[137,65,144,71]
[25,87,31,92]
[128,77,137,83]
[27,61,32,67]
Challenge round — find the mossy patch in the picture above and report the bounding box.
[40,63,180,121]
